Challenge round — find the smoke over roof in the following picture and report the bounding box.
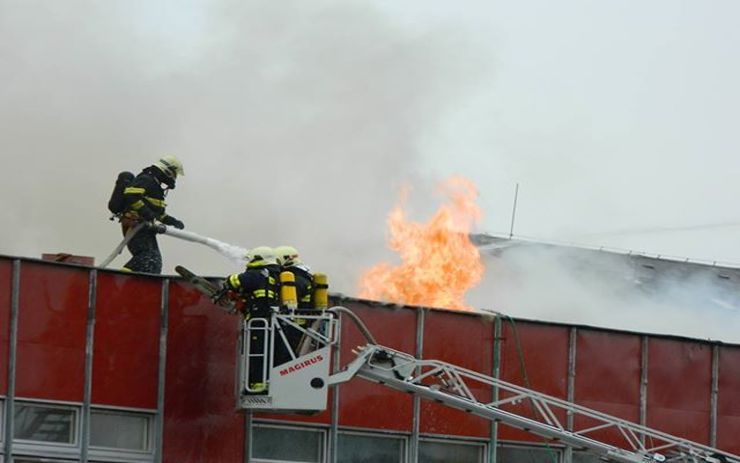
[0,1,488,291]
[470,236,740,343]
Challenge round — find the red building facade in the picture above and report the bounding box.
[0,255,737,462]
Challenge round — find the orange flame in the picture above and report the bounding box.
[358,175,484,310]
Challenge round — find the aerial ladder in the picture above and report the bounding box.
[236,306,738,463]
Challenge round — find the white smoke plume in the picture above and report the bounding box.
[0,0,488,292]
[469,241,740,343]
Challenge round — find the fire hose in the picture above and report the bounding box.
[100,222,249,269]
[99,222,146,268]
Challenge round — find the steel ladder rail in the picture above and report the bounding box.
[350,345,739,463]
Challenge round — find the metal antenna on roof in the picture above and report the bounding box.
[509,183,519,239]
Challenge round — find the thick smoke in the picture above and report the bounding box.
[4,2,735,345]
[0,0,486,291]
[468,242,740,343]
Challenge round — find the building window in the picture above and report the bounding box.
[572,450,602,463]
[252,424,324,462]
[418,439,485,463]
[337,431,406,462]
[497,445,561,463]
[13,403,76,445]
[14,459,76,463]
[89,409,151,451]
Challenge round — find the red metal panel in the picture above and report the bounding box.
[647,338,711,444]
[498,321,569,443]
[420,309,493,437]
[0,258,11,394]
[574,330,641,446]
[16,262,88,401]
[163,280,244,463]
[92,272,160,408]
[337,300,416,431]
[717,346,740,454]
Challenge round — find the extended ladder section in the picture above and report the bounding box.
[239,307,739,463]
[330,345,739,463]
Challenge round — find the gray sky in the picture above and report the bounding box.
[1,0,739,338]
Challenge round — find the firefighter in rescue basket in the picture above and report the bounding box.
[274,245,314,362]
[216,246,281,393]
[207,245,330,395]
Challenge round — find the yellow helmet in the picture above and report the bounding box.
[275,245,301,266]
[154,155,185,180]
[246,246,277,267]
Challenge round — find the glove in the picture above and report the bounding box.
[212,283,239,306]
[211,283,229,303]
[162,215,185,229]
[138,206,156,222]
[145,222,167,234]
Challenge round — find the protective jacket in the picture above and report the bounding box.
[225,264,281,318]
[122,167,178,224]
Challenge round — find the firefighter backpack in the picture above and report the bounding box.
[107,171,135,215]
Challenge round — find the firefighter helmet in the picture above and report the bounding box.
[275,245,301,266]
[154,155,185,180]
[246,246,277,267]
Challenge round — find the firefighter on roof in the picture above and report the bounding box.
[220,246,281,393]
[120,155,185,274]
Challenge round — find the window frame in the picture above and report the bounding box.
[496,442,564,463]
[418,436,488,463]
[12,458,79,463]
[88,407,154,453]
[337,429,408,463]
[0,397,5,443]
[12,401,80,448]
[11,400,157,463]
[251,422,327,463]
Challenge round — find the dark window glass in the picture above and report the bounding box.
[497,445,561,463]
[90,410,150,451]
[572,450,602,463]
[252,425,323,462]
[419,440,483,463]
[13,403,75,444]
[14,460,76,463]
[338,432,405,462]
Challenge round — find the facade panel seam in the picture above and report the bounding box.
[154,278,169,463]
[3,260,20,458]
[80,269,97,463]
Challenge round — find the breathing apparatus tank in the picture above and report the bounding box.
[313,273,328,310]
[280,271,298,311]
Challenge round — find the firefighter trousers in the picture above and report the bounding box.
[122,225,162,274]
